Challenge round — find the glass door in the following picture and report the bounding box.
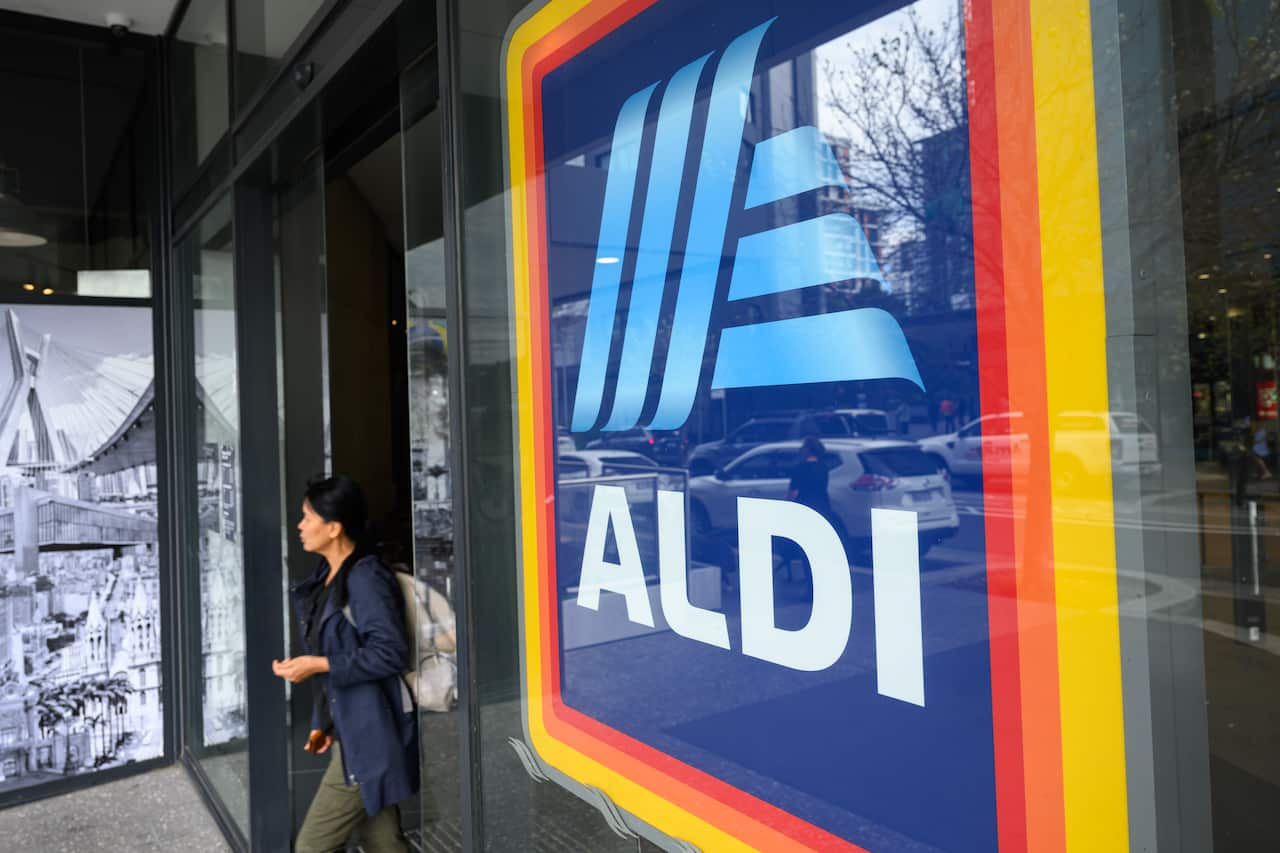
[178,195,251,841]
[273,146,335,842]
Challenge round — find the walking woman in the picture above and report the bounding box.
[272,475,418,852]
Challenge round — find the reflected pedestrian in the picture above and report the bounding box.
[785,437,838,583]
[895,399,911,436]
[274,475,417,853]
[940,396,957,432]
[1251,419,1273,481]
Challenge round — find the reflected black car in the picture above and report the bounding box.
[686,417,797,476]
[584,427,687,466]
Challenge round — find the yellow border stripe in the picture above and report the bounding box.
[1029,1,1130,850]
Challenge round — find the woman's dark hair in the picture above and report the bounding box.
[305,474,369,549]
[801,435,825,459]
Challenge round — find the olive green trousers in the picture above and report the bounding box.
[295,742,408,853]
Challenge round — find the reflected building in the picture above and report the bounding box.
[200,550,246,744]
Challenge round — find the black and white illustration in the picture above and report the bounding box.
[0,304,161,793]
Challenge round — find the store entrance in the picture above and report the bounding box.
[257,22,458,849]
[324,123,413,567]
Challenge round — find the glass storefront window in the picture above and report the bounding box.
[171,0,230,191]
[233,0,328,110]
[180,195,250,835]
[1166,0,1280,846]
[460,0,1280,849]
[402,52,464,848]
[0,18,161,807]
[508,1,998,848]
[449,0,669,848]
[0,26,152,301]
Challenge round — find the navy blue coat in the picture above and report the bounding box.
[290,555,419,816]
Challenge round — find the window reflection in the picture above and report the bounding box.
[185,196,250,835]
[171,0,229,190]
[539,0,1000,847]
[402,61,462,848]
[1173,0,1280,846]
[234,0,327,109]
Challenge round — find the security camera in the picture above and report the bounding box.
[106,13,132,37]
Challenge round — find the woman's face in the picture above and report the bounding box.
[298,499,339,553]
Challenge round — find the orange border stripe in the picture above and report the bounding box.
[989,0,1068,850]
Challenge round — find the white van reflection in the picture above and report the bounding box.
[687,439,959,554]
[1055,410,1161,487]
[917,410,1160,487]
[917,411,1030,481]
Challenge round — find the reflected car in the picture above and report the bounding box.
[584,427,687,466]
[557,449,658,479]
[1053,410,1161,487]
[686,416,796,476]
[792,408,893,439]
[917,410,1159,487]
[687,439,959,553]
[917,411,1029,480]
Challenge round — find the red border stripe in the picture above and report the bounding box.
[964,0,1028,849]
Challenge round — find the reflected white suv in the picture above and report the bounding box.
[687,439,959,552]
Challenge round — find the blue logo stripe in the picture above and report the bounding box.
[710,308,925,390]
[570,83,658,433]
[648,19,775,430]
[743,126,841,208]
[603,54,712,431]
[728,213,887,300]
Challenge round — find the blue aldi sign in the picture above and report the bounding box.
[505,0,1103,849]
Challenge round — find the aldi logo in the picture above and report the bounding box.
[570,17,921,434]
[506,0,1130,851]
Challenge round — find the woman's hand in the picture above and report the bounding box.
[304,729,333,754]
[272,655,330,683]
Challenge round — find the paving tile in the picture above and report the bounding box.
[0,765,230,852]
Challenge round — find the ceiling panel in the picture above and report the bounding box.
[0,1,178,36]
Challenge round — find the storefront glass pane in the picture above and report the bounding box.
[171,0,230,192]
[234,0,328,111]
[1167,0,1280,845]
[508,1,996,848]
[449,0,640,847]
[403,52,463,850]
[181,195,250,835]
[0,24,152,301]
[453,0,1278,848]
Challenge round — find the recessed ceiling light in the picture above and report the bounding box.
[40,287,53,295]
[596,256,620,265]
[0,165,47,247]
[1218,288,1228,295]
[1197,332,1208,340]
[1198,273,1211,280]
[0,230,46,248]
[21,283,34,291]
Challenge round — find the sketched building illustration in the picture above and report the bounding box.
[0,305,164,791]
